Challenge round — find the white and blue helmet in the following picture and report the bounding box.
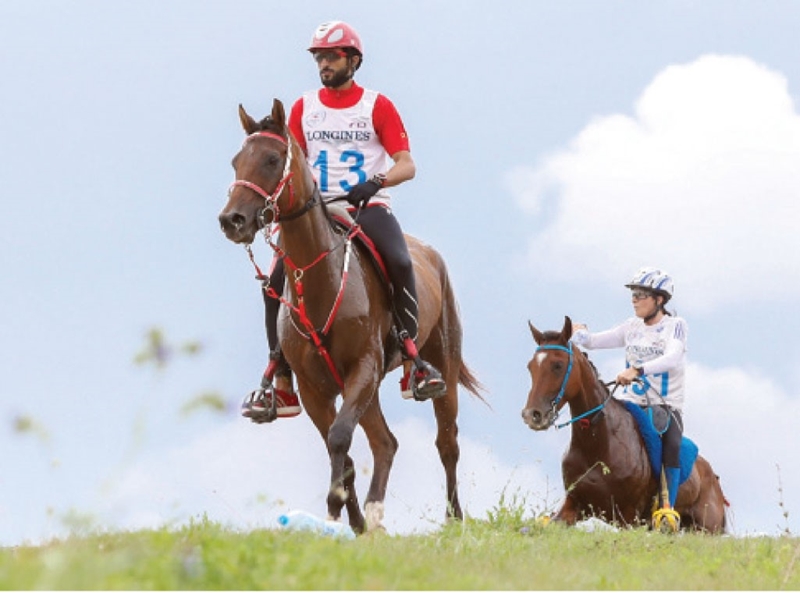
[625,267,674,302]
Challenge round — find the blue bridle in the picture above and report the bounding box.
[535,341,614,430]
[535,341,575,412]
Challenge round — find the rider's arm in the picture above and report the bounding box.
[640,318,687,375]
[384,150,416,188]
[373,94,415,187]
[572,323,627,350]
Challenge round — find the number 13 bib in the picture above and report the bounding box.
[301,89,390,205]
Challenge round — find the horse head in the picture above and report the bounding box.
[218,99,314,244]
[521,315,578,431]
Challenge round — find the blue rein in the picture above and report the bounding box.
[535,341,614,430]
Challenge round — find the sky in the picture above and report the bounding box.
[2,1,800,546]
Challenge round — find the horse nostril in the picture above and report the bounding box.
[219,212,245,232]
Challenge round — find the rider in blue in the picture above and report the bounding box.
[572,267,686,530]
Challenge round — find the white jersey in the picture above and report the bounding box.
[301,89,392,207]
[572,316,688,410]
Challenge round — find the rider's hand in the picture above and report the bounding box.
[616,366,640,386]
[345,176,383,209]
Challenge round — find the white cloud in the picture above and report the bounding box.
[684,362,800,535]
[510,54,800,313]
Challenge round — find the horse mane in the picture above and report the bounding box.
[574,344,611,397]
[254,115,285,136]
[539,330,564,343]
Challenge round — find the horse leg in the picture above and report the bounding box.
[295,378,366,533]
[553,494,581,525]
[325,367,383,531]
[432,374,462,520]
[420,318,463,521]
[357,394,398,532]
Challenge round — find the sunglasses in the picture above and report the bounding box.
[313,49,348,64]
[631,290,654,301]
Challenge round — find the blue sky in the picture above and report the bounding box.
[2,1,799,544]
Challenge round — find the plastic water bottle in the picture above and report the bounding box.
[277,510,356,540]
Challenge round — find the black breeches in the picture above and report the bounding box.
[262,204,419,347]
[355,205,418,339]
[662,408,684,468]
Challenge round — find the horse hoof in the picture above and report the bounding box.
[365,501,385,532]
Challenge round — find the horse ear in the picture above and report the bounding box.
[561,316,573,344]
[271,98,286,130]
[528,320,544,345]
[238,104,258,135]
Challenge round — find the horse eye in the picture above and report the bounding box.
[266,154,280,167]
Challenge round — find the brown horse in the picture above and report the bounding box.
[521,316,727,532]
[218,99,483,534]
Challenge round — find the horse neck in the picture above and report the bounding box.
[565,353,613,432]
[277,158,343,288]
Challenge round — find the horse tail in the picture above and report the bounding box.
[458,361,488,403]
[436,250,488,405]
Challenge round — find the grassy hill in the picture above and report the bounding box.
[1,514,798,590]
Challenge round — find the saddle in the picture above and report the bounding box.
[327,205,405,369]
[622,401,699,485]
[328,205,391,287]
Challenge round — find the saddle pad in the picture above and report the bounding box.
[622,401,698,484]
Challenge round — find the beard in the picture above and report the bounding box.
[320,66,353,89]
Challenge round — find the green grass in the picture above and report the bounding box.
[1,516,798,590]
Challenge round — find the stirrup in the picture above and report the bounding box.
[411,362,447,401]
[652,507,681,533]
[241,388,278,424]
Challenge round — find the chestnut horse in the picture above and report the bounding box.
[521,316,727,532]
[218,99,483,534]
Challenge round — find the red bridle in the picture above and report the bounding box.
[228,131,296,219]
[231,130,351,389]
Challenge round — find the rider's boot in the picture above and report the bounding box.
[652,466,681,533]
[665,465,681,508]
[241,350,302,423]
[397,331,446,401]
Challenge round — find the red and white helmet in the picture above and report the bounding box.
[308,21,363,55]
